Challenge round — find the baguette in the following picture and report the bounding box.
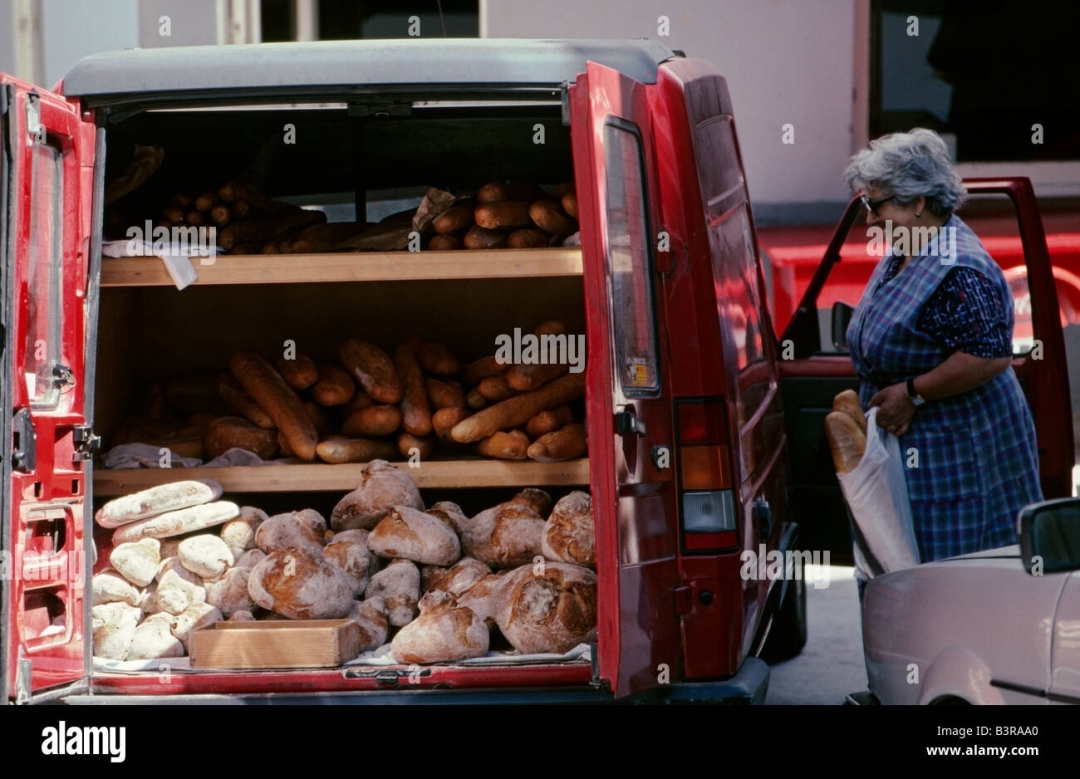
[394,343,433,436]
[476,181,546,203]
[398,432,436,460]
[824,411,866,474]
[478,375,517,402]
[274,352,319,391]
[463,355,509,386]
[528,199,576,237]
[525,406,574,438]
[409,339,459,377]
[316,437,398,464]
[432,202,475,235]
[216,373,275,429]
[463,225,508,250]
[527,423,587,462]
[561,190,578,219]
[95,480,223,529]
[832,390,868,436]
[342,405,403,437]
[506,321,571,391]
[426,379,466,410]
[432,407,470,445]
[476,430,530,460]
[204,416,279,460]
[311,363,356,406]
[229,353,318,461]
[451,373,586,443]
[428,234,463,251]
[474,201,533,231]
[507,228,553,248]
[339,339,404,405]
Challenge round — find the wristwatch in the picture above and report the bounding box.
[906,377,926,407]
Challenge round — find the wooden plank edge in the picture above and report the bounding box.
[92,459,591,495]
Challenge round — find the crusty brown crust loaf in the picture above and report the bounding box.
[832,390,868,436]
[461,502,546,569]
[246,547,353,620]
[368,506,461,567]
[330,460,424,531]
[494,562,597,655]
[825,411,866,474]
[541,491,595,568]
[390,590,489,664]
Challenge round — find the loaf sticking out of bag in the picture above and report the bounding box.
[824,411,866,474]
[832,390,867,436]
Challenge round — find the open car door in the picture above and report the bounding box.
[1,76,95,702]
[570,62,681,698]
[778,178,1073,560]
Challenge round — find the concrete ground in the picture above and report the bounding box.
[765,564,868,705]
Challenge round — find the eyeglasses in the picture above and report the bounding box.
[860,194,896,216]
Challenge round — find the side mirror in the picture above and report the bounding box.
[831,302,855,351]
[1018,497,1080,574]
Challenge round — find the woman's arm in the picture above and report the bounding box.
[869,351,1011,436]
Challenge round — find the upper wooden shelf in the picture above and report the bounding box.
[99,247,584,287]
[92,459,590,496]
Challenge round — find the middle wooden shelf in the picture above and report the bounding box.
[93,458,591,496]
[99,247,584,287]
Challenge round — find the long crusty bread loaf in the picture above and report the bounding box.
[832,390,868,436]
[95,480,223,529]
[229,352,318,461]
[824,411,866,474]
[451,372,586,444]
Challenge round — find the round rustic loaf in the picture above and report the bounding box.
[255,509,327,554]
[390,590,489,664]
[421,557,491,596]
[462,502,545,568]
[541,491,595,568]
[330,460,424,531]
[368,506,461,566]
[247,547,354,620]
[178,534,235,579]
[365,558,420,627]
[494,562,597,655]
[323,528,377,597]
[109,539,161,587]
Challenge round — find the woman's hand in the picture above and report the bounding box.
[869,383,916,436]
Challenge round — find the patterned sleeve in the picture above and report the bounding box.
[918,267,1013,358]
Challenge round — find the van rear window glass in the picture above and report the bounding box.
[25,139,65,409]
[603,122,659,396]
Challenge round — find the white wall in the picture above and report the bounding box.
[481,0,858,215]
[40,0,139,88]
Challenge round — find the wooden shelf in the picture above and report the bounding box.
[92,459,590,496]
[99,248,583,287]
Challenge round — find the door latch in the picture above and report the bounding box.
[12,408,37,473]
[614,410,647,437]
[753,497,772,542]
[25,92,45,144]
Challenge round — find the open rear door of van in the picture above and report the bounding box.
[1,76,96,703]
[569,62,681,699]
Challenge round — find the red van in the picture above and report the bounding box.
[0,38,1069,704]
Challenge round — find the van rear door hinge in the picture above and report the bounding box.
[73,425,101,462]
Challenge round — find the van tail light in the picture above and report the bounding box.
[676,399,737,551]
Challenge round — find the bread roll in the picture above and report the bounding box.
[109,539,161,587]
[339,340,404,405]
[178,534,235,579]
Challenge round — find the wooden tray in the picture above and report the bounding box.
[189,619,361,669]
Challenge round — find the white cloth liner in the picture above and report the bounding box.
[92,643,590,674]
[102,239,224,291]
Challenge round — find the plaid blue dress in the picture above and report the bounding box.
[846,214,1042,562]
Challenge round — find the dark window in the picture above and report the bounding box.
[873,0,1080,162]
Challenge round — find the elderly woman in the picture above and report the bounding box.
[844,128,1041,562]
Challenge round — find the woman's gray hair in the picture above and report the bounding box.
[845,128,967,216]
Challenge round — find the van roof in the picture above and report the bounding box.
[61,38,676,104]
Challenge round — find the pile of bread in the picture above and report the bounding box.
[91,461,596,665]
[108,324,587,466]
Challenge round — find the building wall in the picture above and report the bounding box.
[481,0,859,220]
[40,0,139,88]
